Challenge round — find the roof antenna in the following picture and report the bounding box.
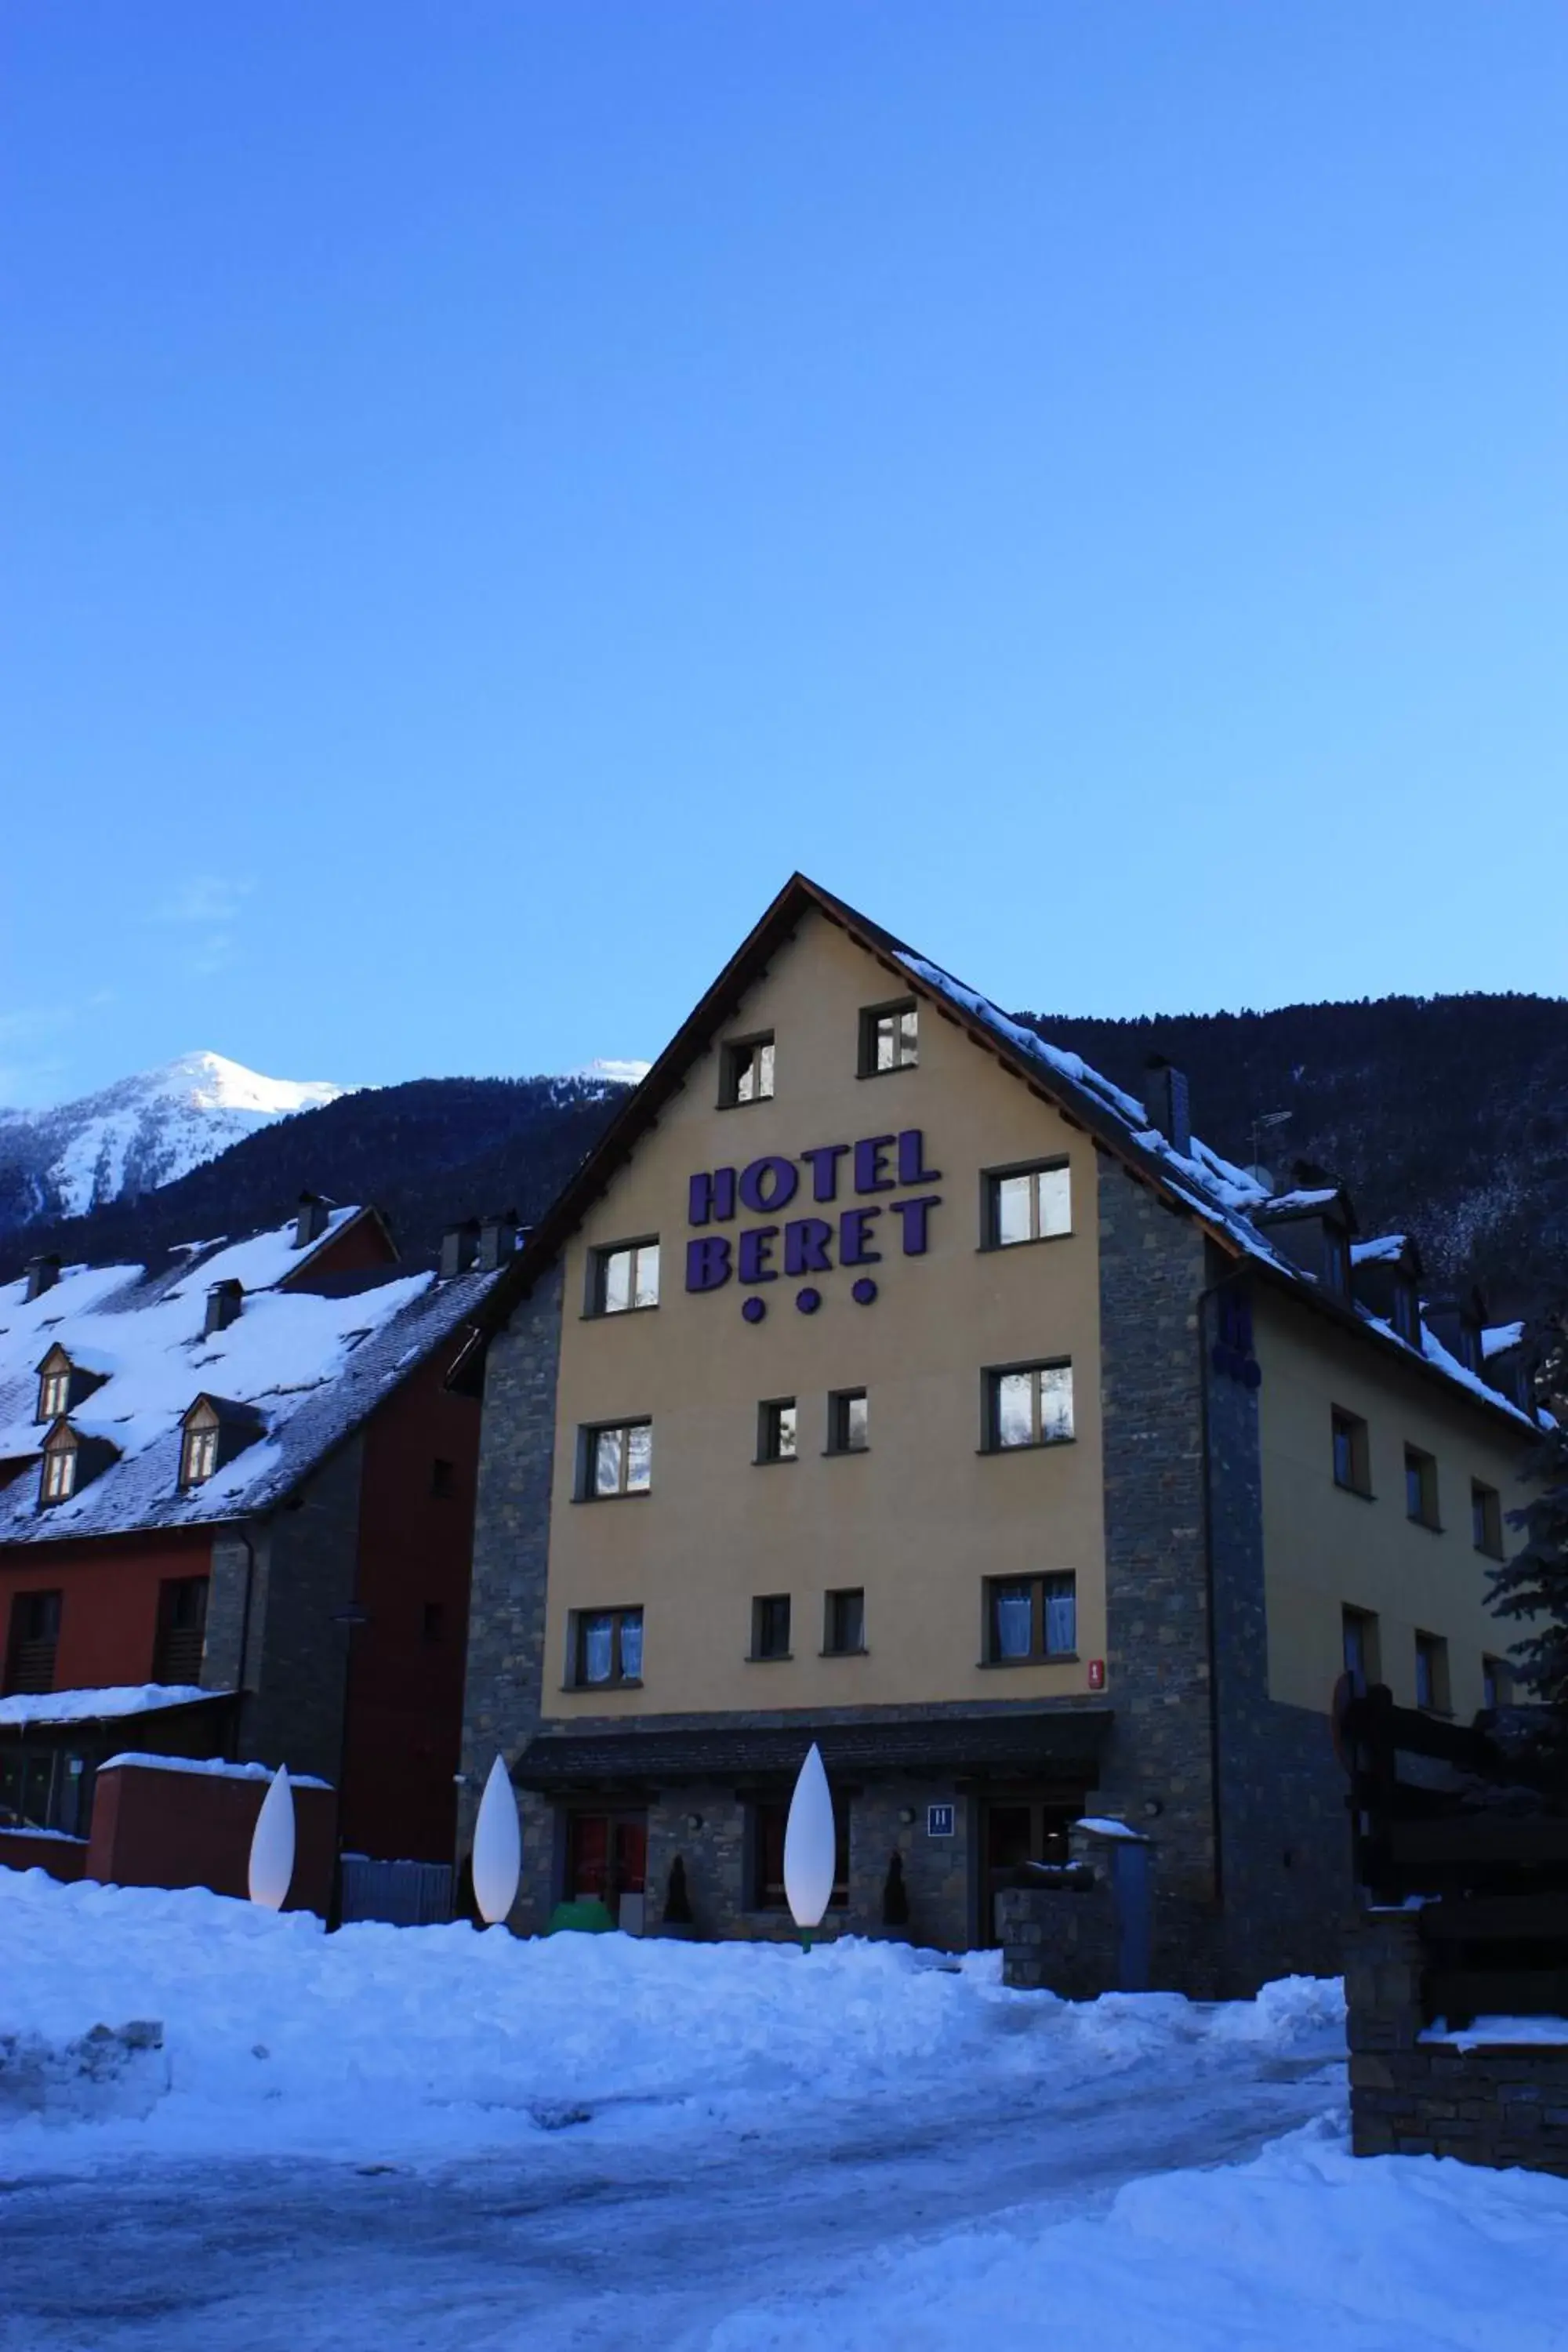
[1247,1110,1292,1192]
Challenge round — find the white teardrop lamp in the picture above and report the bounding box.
[784,1742,837,1953]
[248,1764,296,1911]
[471,1753,522,1928]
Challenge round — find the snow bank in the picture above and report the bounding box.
[0,1867,1344,2163]
[710,2113,1568,2350]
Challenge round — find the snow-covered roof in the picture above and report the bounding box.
[1351,1234,1410,1267]
[100,1751,331,1788]
[0,1682,220,1730]
[890,945,1544,1432]
[0,1214,499,1546]
[1483,1322,1526,1359]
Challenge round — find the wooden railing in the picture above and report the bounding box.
[1336,1679,1568,2027]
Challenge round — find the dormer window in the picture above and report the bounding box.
[1392,1284,1419,1345]
[1323,1229,1349,1295]
[34,1343,106,1425]
[177,1394,265,1493]
[40,1434,76,1504]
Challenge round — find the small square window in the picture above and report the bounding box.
[750,1594,792,1661]
[593,1239,660,1314]
[1342,1606,1380,1692]
[757,1398,798,1464]
[720,1035,775,1108]
[984,1573,1076,1663]
[1331,1409,1370,1495]
[823,1588,866,1655]
[1414,1631,1450,1715]
[573,1605,643,1686]
[859,1000,918,1076]
[583,1421,653,1499]
[987,1163,1072,1248]
[826,1389,869,1454]
[1472,1481,1504,1559]
[1404,1446,1439,1530]
[985,1363,1074,1450]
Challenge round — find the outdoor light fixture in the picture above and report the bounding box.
[784,1742,836,1951]
[898,1807,916,1826]
[471,1753,521,1926]
[248,1765,296,1911]
[685,1812,704,1831]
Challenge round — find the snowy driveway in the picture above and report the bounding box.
[0,2045,1341,2350]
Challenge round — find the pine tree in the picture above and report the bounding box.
[1487,1327,1568,1716]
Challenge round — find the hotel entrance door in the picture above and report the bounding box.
[565,1809,648,1933]
[981,1794,1079,1944]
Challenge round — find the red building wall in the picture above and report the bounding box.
[0,1528,213,1693]
[337,1335,482,1864]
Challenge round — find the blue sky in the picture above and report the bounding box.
[4,5,1566,1107]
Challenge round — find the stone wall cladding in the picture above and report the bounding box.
[201,1532,255,1700]
[1347,1910,1568,2176]
[456,1265,564,1919]
[996,1881,1118,1997]
[1203,1279,1351,1991]
[239,1436,364,1784]
[1094,1151,1221,1994]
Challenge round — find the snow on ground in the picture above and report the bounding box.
[711,2114,1568,2352]
[5,1867,1566,2350]
[0,1864,1341,2165]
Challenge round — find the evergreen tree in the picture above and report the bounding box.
[1487,1327,1568,1716]
[881,1850,909,1929]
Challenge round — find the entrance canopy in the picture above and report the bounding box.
[514,1705,1114,1792]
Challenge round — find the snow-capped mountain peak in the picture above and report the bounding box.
[0,1052,354,1224]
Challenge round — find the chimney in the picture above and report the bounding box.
[24,1254,61,1304]
[1142,1058,1192,1158]
[204,1279,244,1338]
[293,1191,331,1251]
[440,1219,481,1279]
[477,1210,520,1273]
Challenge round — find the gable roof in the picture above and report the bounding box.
[471,874,1544,1439]
[0,1213,501,1548]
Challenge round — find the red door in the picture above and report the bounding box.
[567,1811,647,1907]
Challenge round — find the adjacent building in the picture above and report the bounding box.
[0,1198,508,1885]
[458,876,1541,1994]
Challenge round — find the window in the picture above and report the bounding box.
[1323,1230,1350,1295]
[180,1422,220,1488]
[750,1594,792,1661]
[1404,1446,1439,1530]
[38,1365,69,1423]
[1414,1632,1450,1715]
[154,1577,209,1682]
[752,1796,848,1910]
[40,1440,75,1504]
[430,1457,456,1500]
[572,1606,644,1687]
[3,1590,61,1697]
[985,1162,1072,1248]
[582,1420,652,1499]
[593,1239,660,1314]
[1392,1285,1420,1345]
[1472,1481,1504,1559]
[1482,1655,1512,1711]
[757,1399,798,1464]
[985,1573,1077,1664]
[1331,1408,1370,1496]
[826,1389,869,1454]
[1342,1606,1380,1693]
[824,1588,866,1655]
[986,1363,1074,1450]
[720,1034,775,1107]
[859,1000,918,1076]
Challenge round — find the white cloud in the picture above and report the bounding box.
[153,876,254,928]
